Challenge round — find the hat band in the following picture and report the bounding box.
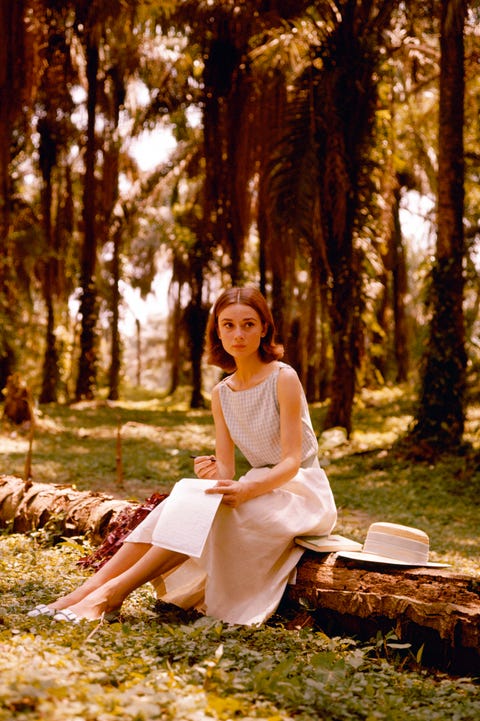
[363,531,429,564]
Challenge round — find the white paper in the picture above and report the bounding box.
[151,478,223,558]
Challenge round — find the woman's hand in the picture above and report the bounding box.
[205,480,250,508]
[193,455,218,479]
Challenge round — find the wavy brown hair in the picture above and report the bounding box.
[206,287,284,371]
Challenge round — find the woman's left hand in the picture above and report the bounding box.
[205,480,250,508]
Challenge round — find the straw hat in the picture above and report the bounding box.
[337,522,450,567]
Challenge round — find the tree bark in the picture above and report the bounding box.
[0,0,26,392]
[410,0,467,450]
[108,224,122,401]
[0,475,135,544]
[75,35,100,401]
[391,187,410,383]
[288,551,480,675]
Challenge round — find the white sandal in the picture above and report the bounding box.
[53,608,81,624]
[27,604,56,618]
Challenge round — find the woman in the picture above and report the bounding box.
[28,287,337,625]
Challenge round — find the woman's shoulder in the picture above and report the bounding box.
[277,361,300,380]
[212,374,234,395]
[212,377,226,393]
[277,363,302,393]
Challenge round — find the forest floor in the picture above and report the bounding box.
[0,384,479,720]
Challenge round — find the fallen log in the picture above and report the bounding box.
[0,474,138,543]
[287,551,480,675]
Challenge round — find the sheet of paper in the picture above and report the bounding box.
[151,478,223,558]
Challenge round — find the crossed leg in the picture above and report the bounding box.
[49,541,188,620]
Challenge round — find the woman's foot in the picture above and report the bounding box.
[28,579,111,618]
[38,577,109,613]
[27,603,56,617]
[56,584,124,622]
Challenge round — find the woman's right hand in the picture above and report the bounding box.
[193,455,218,479]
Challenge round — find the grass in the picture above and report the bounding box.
[0,385,479,720]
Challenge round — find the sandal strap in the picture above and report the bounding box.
[53,608,80,623]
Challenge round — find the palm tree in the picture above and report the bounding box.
[74,0,141,400]
[0,0,36,389]
[263,1,400,434]
[409,0,468,451]
[36,9,78,403]
[173,0,312,286]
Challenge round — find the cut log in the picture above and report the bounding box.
[0,474,167,569]
[0,474,137,543]
[287,551,480,675]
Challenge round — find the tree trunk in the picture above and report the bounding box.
[203,35,248,284]
[0,0,25,393]
[186,275,209,409]
[2,374,32,424]
[75,37,99,401]
[0,475,135,544]
[305,278,319,402]
[410,0,467,450]
[108,225,122,401]
[38,118,59,404]
[317,39,374,435]
[391,188,410,383]
[287,551,480,675]
[39,296,60,403]
[166,290,182,396]
[323,253,362,436]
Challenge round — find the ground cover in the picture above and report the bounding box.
[0,385,479,719]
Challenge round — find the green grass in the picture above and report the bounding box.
[0,385,479,720]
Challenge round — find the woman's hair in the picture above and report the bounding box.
[206,286,284,371]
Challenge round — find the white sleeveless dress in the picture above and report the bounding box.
[126,362,337,625]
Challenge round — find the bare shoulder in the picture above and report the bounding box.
[277,364,302,395]
[211,381,223,402]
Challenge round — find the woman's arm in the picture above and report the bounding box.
[206,366,304,507]
[194,383,235,481]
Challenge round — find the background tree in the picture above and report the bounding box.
[74,0,141,401]
[409,0,468,451]
[0,0,41,388]
[262,1,400,435]
[36,5,78,403]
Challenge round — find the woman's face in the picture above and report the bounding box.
[217,303,266,361]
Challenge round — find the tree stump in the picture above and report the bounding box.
[2,373,32,424]
[287,551,480,675]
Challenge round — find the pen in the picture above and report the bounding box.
[190,454,216,461]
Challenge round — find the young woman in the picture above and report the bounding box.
[28,287,337,625]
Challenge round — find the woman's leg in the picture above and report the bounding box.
[50,542,152,610]
[58,544,188,620]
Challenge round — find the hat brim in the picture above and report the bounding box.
[337,551,450,568]
[295,534,363,553]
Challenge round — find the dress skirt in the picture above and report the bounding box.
[126,460,337,625]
